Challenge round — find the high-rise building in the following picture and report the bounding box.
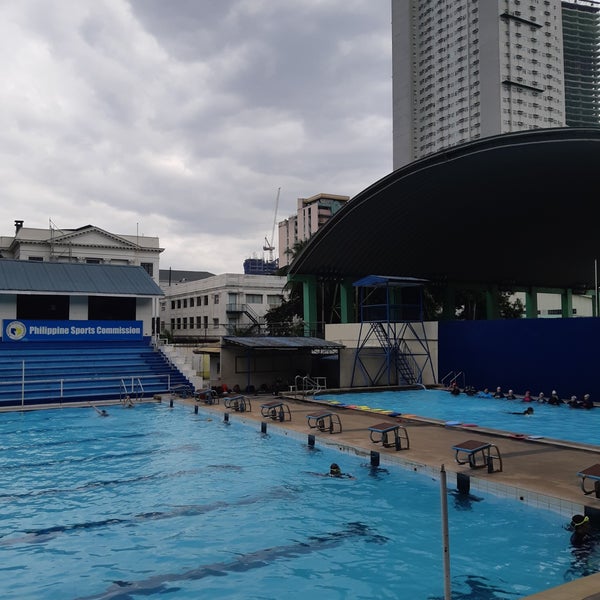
[277,193,350,269]
[562,1,600,126]
[392,0,600,169]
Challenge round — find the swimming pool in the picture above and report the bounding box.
[1,402,597,599]
[315,388,600,447]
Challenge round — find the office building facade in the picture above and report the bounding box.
[392,0,600,168]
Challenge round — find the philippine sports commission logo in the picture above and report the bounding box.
[6,320,27,341]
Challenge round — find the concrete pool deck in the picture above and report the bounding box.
[181,391,600,600]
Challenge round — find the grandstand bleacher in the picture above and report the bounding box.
[0,338,193,408]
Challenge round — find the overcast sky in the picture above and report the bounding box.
[1,1,392,274]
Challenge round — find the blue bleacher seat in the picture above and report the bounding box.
[0,337,193,407]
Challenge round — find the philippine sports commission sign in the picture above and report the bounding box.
[2,320,143,342]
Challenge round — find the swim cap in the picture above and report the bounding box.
[571,514,589,528]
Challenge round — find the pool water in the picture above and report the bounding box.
[315,388,600,446]
[1,403,598,599]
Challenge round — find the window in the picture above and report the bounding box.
[28,257,44,261]
[190,298,194,308]
[246,294,263,304]
[196,316,202,328]
[177,299,181,309]
[183,299,187,308]
[182,317,188,330]
[141,262,153,277]
[214,294,220,304]
[171,300,175,309]
[85,258,101,264]
[212,318,219,329]
[203,295,209,306]
[267,295,283,306]
[204,316,208,329]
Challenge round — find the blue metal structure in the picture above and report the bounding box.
[350,275,436,388]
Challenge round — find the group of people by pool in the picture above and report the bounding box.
[448,382,593,409]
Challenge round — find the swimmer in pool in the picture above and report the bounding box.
[92,404,109,416]
[507,406,534,415]
[328,463,355,479]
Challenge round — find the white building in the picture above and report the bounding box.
[0,220,163,284]
[160,273,288,341]
[392,0,600,169]
[278,193,349,268]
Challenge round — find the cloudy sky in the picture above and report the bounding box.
[1,1,392,274]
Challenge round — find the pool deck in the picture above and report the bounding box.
[182,391,600,600]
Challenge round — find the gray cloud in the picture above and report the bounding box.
[0,0,392,273]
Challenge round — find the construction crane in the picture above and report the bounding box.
[263,187,280,263]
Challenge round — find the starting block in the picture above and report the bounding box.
[452,439,503,473]
[306,411,342,434]
[223,395,251,412]
[368,422,409,451]
[260,400,292,422]
[577,464,600,496]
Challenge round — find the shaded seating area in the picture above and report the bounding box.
[368,422,409,451]
[452,439,503,473]
[577,464,600,497]
[260,400,291,422]
[306,410,342,434]
[0,338,192,408]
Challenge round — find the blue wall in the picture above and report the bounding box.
[438,317,600,401]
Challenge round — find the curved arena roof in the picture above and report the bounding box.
[289,128,600,291]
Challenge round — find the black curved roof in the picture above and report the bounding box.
[289,128,600,291]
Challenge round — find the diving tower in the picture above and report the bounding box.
[350,275,436,388]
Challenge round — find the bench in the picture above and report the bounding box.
[260,400,292,422]
[306,411,342,434]
[577,464,600,496]
[452,439,503,473]
[368,422,409,451]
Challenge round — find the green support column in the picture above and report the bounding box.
[525,288,538,319]
[561,289,573,318]
[339,279,354,324]
[442,285,456,320]
[485,285,500,320]
[300,275,318,335]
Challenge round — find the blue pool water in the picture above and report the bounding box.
[315,389,600,446]
[1,402,598,599]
